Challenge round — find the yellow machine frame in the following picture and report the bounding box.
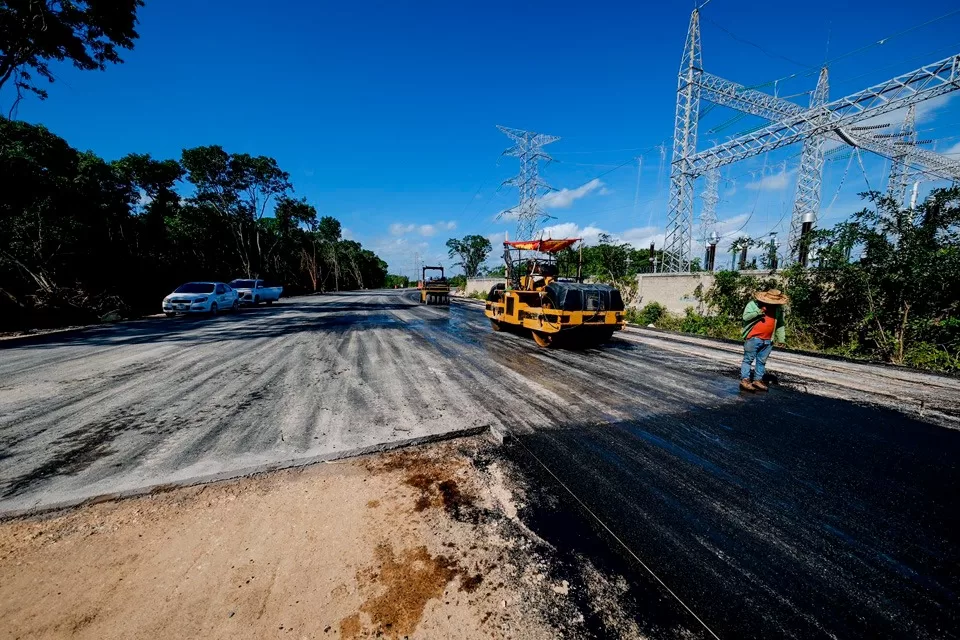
[419,266,450,304]
[483,240,625,347]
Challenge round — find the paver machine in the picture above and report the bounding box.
[419,266,450,305]
[483,238,626,347]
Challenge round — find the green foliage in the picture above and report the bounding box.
[786,189,960,370]
[0,0,143,108]
[0,117,390,330]
[701,270,779,319]
[447,274,466,290]
[384,274,410,288]
[662,189,960,373]
[628,302,667,326]
[556,234,664,281]
[446,235,492,278]
[484,264,506,278]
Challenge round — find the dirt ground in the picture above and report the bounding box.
[0,436,629,640]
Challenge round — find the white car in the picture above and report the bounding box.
[229,279,283,305]
[162,282,239,317]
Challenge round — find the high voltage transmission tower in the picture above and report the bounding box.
[662,8,960,272]
[496,125,560,240]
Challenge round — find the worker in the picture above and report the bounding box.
[740,289,788,392]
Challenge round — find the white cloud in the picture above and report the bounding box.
[389,223,416,236]
[390,221,457,237]
[342,227,354,240]
[541,222,607,245]
[541,179,605,209]
[540,222,665,249]
[746,168,794,191]
[715,213,752,237]
[620,227,664,249]
[942,140,960,157]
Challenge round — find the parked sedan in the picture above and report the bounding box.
[162,282,239,317]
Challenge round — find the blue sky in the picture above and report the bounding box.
[7,0,960,276]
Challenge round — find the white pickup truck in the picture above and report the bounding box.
[228,279,283,305]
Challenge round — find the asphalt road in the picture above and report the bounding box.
[2,289,957,638]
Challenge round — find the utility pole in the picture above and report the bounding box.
[496,125,560,240]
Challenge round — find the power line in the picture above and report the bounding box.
[703,16,816,70]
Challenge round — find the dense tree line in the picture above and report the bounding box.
[0,117,388,330]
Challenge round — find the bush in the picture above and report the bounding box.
[629,302,667,326]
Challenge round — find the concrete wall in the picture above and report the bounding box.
[463,278,502,297]
[635,270,781,315]
[467,271,778,314]
[635,273,711,315]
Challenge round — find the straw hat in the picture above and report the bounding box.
[754,289,789,305]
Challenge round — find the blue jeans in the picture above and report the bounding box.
[742,337,773,380]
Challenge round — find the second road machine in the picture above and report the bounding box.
[419,266,450,305]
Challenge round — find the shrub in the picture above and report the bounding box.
[630,302,667,326]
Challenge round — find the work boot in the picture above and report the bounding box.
[752,379,768,392]
[739,378,755,392]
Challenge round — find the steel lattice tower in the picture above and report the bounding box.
[660,8,960,272]
[699,167,720,245]
[664,9,703,273]
[886,105,918,207]
[787,67,829,261]
[497,125,560,240]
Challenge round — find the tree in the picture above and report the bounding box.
[0,0,143,113]
[384,274,410,288]
[314,215,342,291]
[446,235,492,278]
[790,189,960,367]
[180,146,292,277]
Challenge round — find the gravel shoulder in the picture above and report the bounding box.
[0,436,647,640]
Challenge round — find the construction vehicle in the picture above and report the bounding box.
[483,238,626,347]
[419,266,450,304]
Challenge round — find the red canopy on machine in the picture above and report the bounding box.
[503,238,580,253]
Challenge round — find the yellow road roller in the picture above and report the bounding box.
[419,266,450,304]
[483,238,626,347]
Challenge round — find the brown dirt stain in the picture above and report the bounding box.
[342,543,459,639]
[339,613,362,639]
[371,451,478,520]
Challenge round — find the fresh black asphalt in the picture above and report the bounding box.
[1,289,956,638]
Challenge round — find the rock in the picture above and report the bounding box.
[100,310,122,323]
